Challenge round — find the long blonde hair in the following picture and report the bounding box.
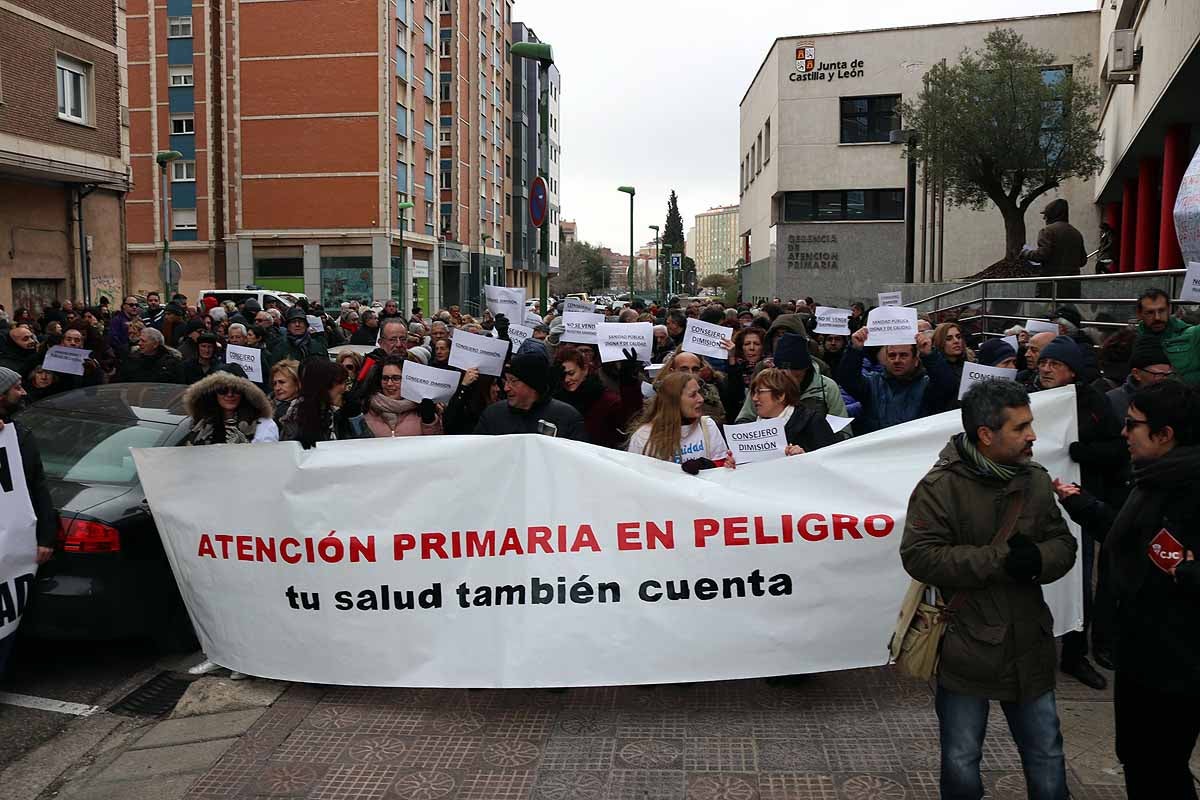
[629,371,698,461]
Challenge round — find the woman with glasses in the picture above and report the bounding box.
[627,371,732,473]
[750,368,836,455]
[355,355,442,437]
[183,364,279,445]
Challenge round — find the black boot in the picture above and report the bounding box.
[1061,657,1107,690]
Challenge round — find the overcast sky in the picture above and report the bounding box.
[513,0,1096,255]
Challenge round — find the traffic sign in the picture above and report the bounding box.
[529,176,548,228]
[670,253,682,268]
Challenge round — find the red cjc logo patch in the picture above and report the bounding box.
[1148,528,1185,574]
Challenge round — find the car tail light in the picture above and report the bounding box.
[57,518,121,553]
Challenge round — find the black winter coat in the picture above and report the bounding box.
[782,404,837,453]
[473,396,586,440]
[118,348,185,384]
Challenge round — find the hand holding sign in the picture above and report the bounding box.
[562,312,603,345]
[724,418,790,464]
[485,285,525,321]
[448,329,509,376]
[42,346,90,376]
[597,322,652,364]
[681,318,730,360]
[957,362,1018,400]
[225,345,264,382]
[1025,319,1059,336]
[864,306,918,347]
[813,307,851,335]
[1179,262,1200,302]
[400,362,461,404]
[877,291,902,308]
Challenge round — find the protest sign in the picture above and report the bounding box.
[1179,262,1200,303]
[597,322,653,363]
[224,344,263,382]
[877,291,902,308]
[865,306,918,346]
[1025,319,1059,336]
[681,318,730,360]
[0,425,38,640]
[447,329,508,376]
[132,388,1083,687]
[485,285,525,321]
[306,315,325,333]
[724,418,789,464]
[813,307,851,335]
[957,362,1019,400]
[826,415,854,434]
[563,298,594,315]
[562,311,603,345]
[400,362,461,404]
[506,323,534,353]
[41,346,89,376]
[1002,335,1020,352]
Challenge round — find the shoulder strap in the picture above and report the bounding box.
[944,488,1026,613]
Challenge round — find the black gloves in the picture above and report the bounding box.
[1004,533,1042,583]
[681,458,716,475]
[1175,559,1199,588]
[619,348,641,382]
[1068,442,1083,462]
[419,398,437,424]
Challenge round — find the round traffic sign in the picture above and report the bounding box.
[529,176,548,228]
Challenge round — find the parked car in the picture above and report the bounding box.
[16,383,198,650]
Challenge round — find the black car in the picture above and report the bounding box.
[16,383,197,650]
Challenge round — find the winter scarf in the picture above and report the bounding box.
[287,331,314,358]
[187,415,259,445]
[954,432,1022,482]
[366,392,418,436]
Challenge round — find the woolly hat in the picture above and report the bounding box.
[284,306,308,324]
[183,318,206,336]
[977,338,1017,367]
[0,366,20,394]
[1037,335,1083,376]
[1130,337,1169,370]
[772,333,812,371]
[507,351,550,394]
[242,298,262,315]
[516,338,550,360]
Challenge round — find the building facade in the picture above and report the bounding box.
[560,218,576,245]
[738,12,1101,305]
[0,0,131,311]
[692,204,739,279]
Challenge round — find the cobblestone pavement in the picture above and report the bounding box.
[183,666,1140,800]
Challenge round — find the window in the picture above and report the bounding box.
[424,120,434,149]
[56,55,90,124]
[167,16,192,37]
[172,209,197,230]
[764,118,771,163]
[397,162,409,192]
[171,160,196,182]
[439,39,451,57]
[749,144,756,181]
[169,66,193,86]
[839,94,900,144]
[171,114,194,134]
[439,129,451,144]
[423,17,434,47]
[781,189,904,222]
[755,132,763,173]
[396,47,408,79]
[396,103,408,136]
[397,0,407,24]
[439,0,450,11]
[424,68,434,99]
[1039,66,1072,161]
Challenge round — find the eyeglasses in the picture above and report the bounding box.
[380,375,403,382]
[381,336,405,344]
[1140,367,1174,378]
[751,388,776,396]
[675,365,704,374]
[1123,417,1150,430]
[216,387,243,397]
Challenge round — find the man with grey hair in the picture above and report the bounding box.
[226,323,248,346]
[901,379,1076,800]
[118,327,184,383]
[618,307,639,323]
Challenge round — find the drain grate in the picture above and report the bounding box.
[108,671,194,718]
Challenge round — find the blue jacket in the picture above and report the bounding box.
[834,347,956,433]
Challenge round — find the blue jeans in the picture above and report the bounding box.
[936,684,1068,800]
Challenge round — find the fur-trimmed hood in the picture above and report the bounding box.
[183,369,273,421]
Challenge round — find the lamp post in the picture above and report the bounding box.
[618,186,635,297]
[396,201,414,320]
[648,224,660,301]
[481,232,492,314]
[155,150,183,297]
[510,40,554,315]
[889,128,919,284]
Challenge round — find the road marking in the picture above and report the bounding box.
[0,691,101,717]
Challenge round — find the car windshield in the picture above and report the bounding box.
[17,410,171,484]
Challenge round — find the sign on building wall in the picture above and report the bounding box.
[785,233,839,271]
[789,41,865,82]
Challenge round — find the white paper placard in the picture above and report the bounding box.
[447,329,509,376]
[1179,261,1200,302]
[306,315,325,333]
[41,345,89,376]
[1025,319,1059,336]
[0,424,38,640]
[864,306,918,347]
[563,298,594,314]
[562,311,604,345]
[485,285,525,321]
[597,322,653,364]
[506,323,534,353]
[957,362,1019,400]
[1002,335,1020,352]
[877,291,902,308]
[826,415,854,434]
[724,418,790,464]
[225,344,263,382]
[681,318,730,360]
[400,361,461,404]
[813,307,851,335]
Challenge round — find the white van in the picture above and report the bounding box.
[199,289,309,309]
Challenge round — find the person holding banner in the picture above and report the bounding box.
[627,371,732,472]
[278,359,355,447]
[355,356,442,438]
[182,365,279,445]
[443,367,498,435]
[552,345,641,449]
[750,368,836,455]
[902,379,1076,800]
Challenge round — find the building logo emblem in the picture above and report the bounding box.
[795,42,815,74]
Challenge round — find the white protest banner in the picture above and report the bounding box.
[506,323,534,353]
[725,418,789,464]
[813,307,851,335]
[826,415,854,434]
[447,329,508,376]
[306,315,325,333]
[400,361,461,404]
[224,344,263,383]
[41,346,89,376]
[681,318,730,360]
[1025,319,1059,336]
[485,285,525,321]
[877,291,902,308]
[132,386,1082,688]
[562,311,603,345]
[1179,262,1200,302]
[1002,335,1020,352]
[563,298,594,315]
[957,362,1019,400]
[597,322,653,364]
[0,425,38,640]
[865,306,918,346]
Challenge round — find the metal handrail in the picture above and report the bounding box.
[906,267,1189,308]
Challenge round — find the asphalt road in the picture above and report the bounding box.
[0,636,161,768]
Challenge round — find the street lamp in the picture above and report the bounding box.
[511,40,554,314]
[155,150,183,297]
[618,186,635,297]
[889,128,919,283]
[648,225,660,301]
[481,232,493,313]
[397,201,414,319]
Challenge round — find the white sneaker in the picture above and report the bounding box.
[187,658,222,676]
[229,671,250,681]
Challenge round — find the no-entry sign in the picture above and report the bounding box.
[529,176,548,228]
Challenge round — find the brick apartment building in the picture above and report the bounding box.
[0,0,131,312]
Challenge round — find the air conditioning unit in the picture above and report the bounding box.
[1110,29,1136,73]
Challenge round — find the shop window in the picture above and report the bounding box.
[839,94,900,144]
